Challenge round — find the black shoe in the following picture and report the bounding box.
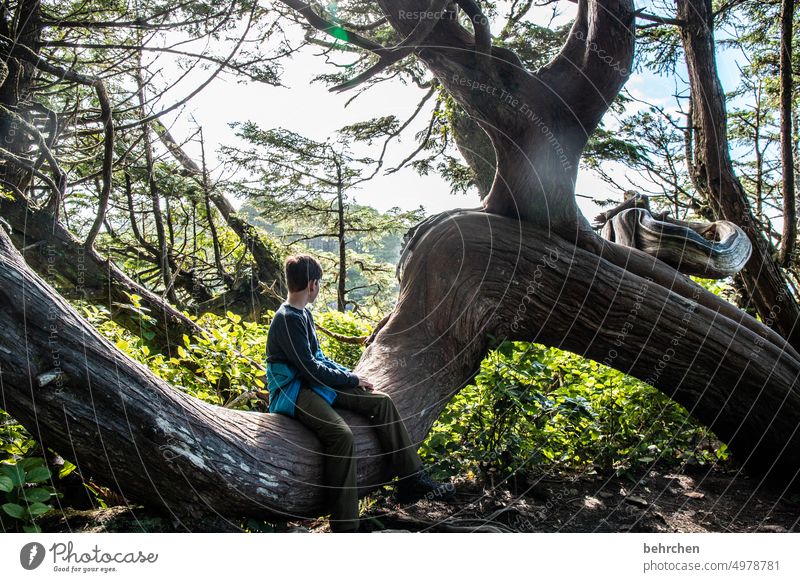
[394,469,456,504]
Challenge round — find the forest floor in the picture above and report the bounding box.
[35,460,800,533]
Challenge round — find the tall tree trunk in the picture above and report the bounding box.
[336,162,347,312]
[136,63,177,305]
[754,83,764,219]
[778,0,796,266]
[0,0,40,188]
[204,189,232,288]
[677,0,800,347]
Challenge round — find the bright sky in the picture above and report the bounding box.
[160,1,745,222]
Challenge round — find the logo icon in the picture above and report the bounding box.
[20,542,46,570]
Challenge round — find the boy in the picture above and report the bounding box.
[265,254,455,533]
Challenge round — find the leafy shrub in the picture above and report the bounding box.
[83,302,268,409]
[1,411,62,532]
[421,340,729,481]
[311,307,374,369]
[0,457,59,533]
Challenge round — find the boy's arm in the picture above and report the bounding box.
[307,309,353,374]
[315,346,351,373]
[277,313,359,389]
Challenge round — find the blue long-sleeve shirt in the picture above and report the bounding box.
[265,302,359,416]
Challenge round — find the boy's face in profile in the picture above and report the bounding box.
[308,277,321,303]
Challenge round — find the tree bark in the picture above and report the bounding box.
[336,161,347,312]
[0,0,40,185]
[596,193,753,278]
[374,0,634,243]
[778,0,796,266]
[450,105,496,198]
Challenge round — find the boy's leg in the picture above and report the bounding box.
[333,386,424,481]
[293,386,359,532]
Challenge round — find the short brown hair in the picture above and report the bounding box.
[285,254,323,292]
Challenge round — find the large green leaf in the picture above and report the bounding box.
[0,476,13,493]
[27,502,51,517]
[22,488,53,503]
[25,466,52,483]
[19,457,44,471]
[0,464,25,487]
[2,502,26,519]
[59,460,77,479]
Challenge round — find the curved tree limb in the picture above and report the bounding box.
[595,192,753,279]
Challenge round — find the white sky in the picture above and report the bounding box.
[157,1,745,222]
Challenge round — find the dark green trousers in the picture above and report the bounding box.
[294,384,424,532]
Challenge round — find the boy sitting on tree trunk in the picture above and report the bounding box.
[265,254,455,532]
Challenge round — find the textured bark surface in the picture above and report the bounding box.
[778,0,796,266]
[450,106,496,199]
[2,210,798,524]
[596,195,753,278]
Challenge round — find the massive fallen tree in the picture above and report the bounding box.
[1,0,799,526]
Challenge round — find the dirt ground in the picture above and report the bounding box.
[357,461,800,533]
[34,460,800,533]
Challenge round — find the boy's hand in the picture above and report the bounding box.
[356,376,375,391]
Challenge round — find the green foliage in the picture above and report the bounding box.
[0,409,37,460]
[312,308,373,369]
[85,305,269,409]
[0,409,111,531]
[0,456,59,533]
[421,340,729,482]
